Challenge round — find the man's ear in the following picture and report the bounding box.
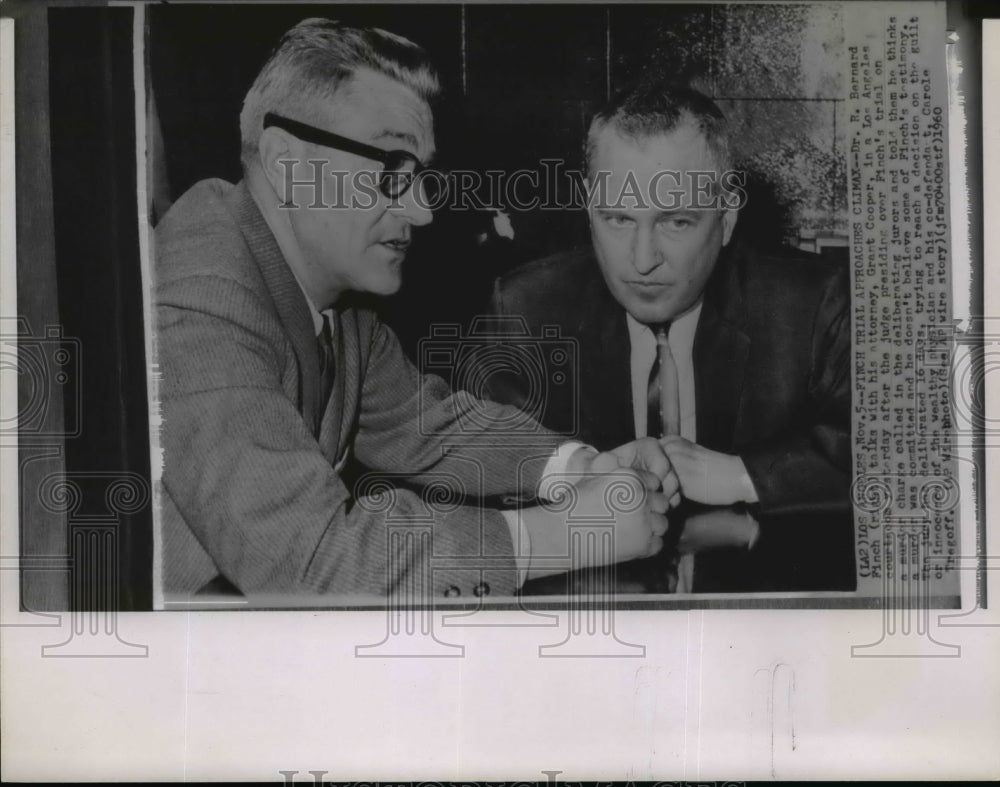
[257,126,298,199]
[720,206,739,247]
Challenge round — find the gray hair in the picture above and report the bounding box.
[239,18,440,173]
[585,80,731,176]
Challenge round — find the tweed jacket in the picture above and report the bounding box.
[155,179,561,602]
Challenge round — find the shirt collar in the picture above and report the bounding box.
[625,300,703,354]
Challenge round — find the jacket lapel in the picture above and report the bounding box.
[576,264,635,448]
[318,306,358,462]
[231,181,321,434]
[693,251,750,452]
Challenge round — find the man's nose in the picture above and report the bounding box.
[632,226,663,275]
[393,180,434,227]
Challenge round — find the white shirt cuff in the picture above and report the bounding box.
[501,509,531,588]
[737,460,759,504]
[503,441,595,587]
[537,440,595,501]
[745,511,761,550]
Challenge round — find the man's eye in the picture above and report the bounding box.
[604,214,632,228]
[662,216,694,231]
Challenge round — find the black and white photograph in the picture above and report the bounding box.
[1,0,997,781]
[149,4,861,608]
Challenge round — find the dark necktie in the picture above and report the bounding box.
[317,311,336,409]
[646,323,681,438]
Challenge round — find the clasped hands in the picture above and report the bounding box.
[522,437,677,579]
[522,437,757,580]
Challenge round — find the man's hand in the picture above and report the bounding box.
[677,507,761,553]
[520,469,669,580]
[659,436,759,506]
[566,438,681,507]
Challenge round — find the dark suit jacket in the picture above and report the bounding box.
[155,179,561,603]
[489,243,852,516]
[488,243,854,591]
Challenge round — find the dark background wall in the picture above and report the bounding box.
[148,3,849,355]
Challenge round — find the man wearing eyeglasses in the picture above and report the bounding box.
[154,18,679,603]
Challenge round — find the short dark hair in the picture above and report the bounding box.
[585,80,731,175]
[239,18,440,173]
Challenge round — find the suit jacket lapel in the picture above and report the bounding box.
[576,263,635,448]
[693,250,750,452]
[318,306,358,461]
[232,181,321,434]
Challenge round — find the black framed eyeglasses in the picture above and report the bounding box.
[263,112,429,200]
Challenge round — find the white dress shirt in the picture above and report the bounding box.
[627,303,760,590]
[627,304,701,442]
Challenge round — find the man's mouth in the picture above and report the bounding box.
[626,280,671,289]
[380,237,411,252]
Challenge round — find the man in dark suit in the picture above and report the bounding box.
[489,81,853,591]
[154,19,678,605]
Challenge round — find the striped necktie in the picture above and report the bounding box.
[317,312,336,410]
[646,323,681,438]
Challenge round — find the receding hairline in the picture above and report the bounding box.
[239,19,440,173]
[587,113,727,172]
